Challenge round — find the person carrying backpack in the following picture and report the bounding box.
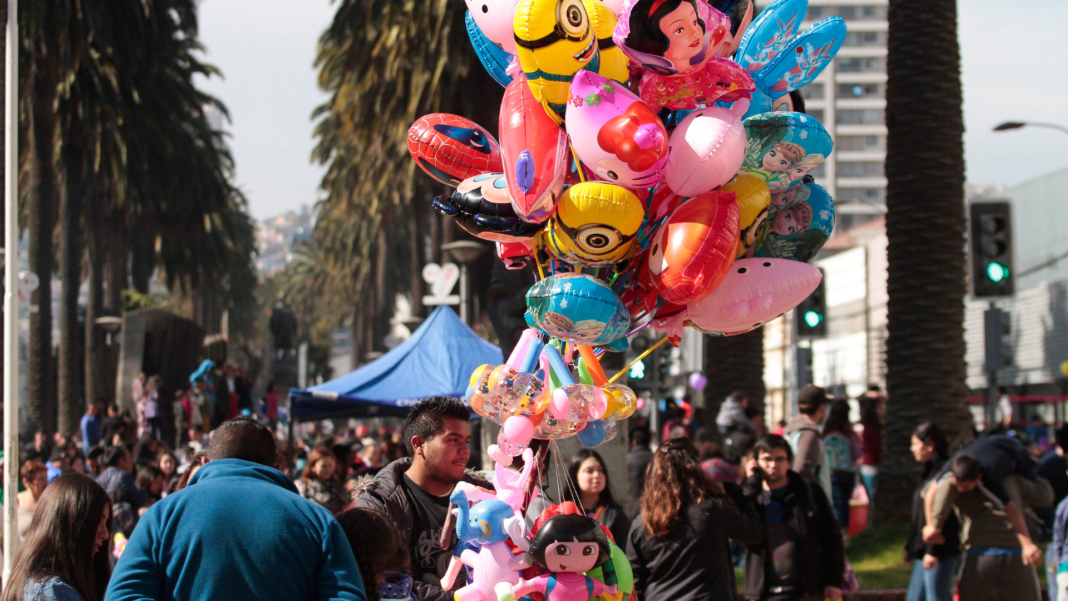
[822,399,861,531]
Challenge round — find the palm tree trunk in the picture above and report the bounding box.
[877,0,970,523]
[57,137,85,437]
[27,52,58,434]
[703,327,766,434]
[105,216,126,313]
[85,190,106,407]
[130,229,155,294]
[410,204,424,317]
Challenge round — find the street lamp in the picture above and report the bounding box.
[441,241,486,325]
[993,121,1068,136]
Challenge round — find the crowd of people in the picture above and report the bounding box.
[7,380,1068,601]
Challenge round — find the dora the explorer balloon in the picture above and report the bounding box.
[612,0,755,110]
[511,514,617,601]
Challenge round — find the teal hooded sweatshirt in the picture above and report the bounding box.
[105,459,366,601]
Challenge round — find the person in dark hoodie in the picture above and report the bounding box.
[355,397,489,601]
[905,423,961,601]
[744,434,844,601]
[783,385,831,496]
[627,438,765,601]
[105,417,366,601]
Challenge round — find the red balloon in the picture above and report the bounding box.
[643,190,740,305]
[408,114,502,186]
[499,74,568,224]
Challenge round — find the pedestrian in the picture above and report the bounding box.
[743,434,844,601]
[80,398,106,454]
[100,404,125,449]
[46,447,70,484]
[141,375,164,442]
[336,508,414,601]
[1,460,49,543]
[94,446,149,512]
[1041,425,1068,600]
[1051,488,1068,601]
[106,417,367,601]
[296,446,350,515]
[627,428,654,517]
[561,449,631,544]
[626,438,765,601]
[822,399,861,530]
[784,385,832,496]
[716,390,756,434]
[905,423,961,601]
[86,448,105,477]
[858,385,884,508]
[157,452,179,494]
[264,380,280,429]
[0,473,112,601]
[354,397,489,601]
[172,451,208,492]
[925,454,1042,601]
[701,443,742,485]
[134,465,165,509]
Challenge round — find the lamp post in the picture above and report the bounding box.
[993,121,1068,136]
[441,241,486,325]
[3,0,18,583]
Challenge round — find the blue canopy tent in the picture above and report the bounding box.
[289,306,502,420]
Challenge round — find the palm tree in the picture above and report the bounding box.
[703,328,766,428]
[877,0,970,522]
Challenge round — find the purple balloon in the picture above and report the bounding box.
[688,372,708,391]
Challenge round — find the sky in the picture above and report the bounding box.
[194,0,1068,220]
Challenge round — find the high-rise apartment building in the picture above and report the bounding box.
[802,0,889,230]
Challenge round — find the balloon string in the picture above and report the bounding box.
[569,144,587,184]
[607,335,670,383]
[627,320,652,337]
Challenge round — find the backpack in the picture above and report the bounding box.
[823,432,854,472]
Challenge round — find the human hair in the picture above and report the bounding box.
[788,89,806,113]
[640,438,725,538]
[135,465,163,495]
[206,417,277,467]
[50,446,68,463]
[0,473,112,601]
[625,0,706,59]
[773,142,805,164]
[729,390,748,404]
[303,446,337,483]
[103,445,128,468]
[562,449,619,510]
[146,374,163,393]
[797,385,827,416]
[529,514,611,569]
[174,452,208,491]
[753,434,794,464]
[1056,424,1068,453]
[402,397,471,455]
[913,422,948,459]
[20,460,47,486]
[822,399,852,436]
[335,508,409,601]
[860,397,882,428]
[784,202,813,230]
[951,453,982,482]
[630,427,650,448]
[267,380,278,393]
[87,447,105,464]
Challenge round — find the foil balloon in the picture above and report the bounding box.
[466,0,522,54]
[543,182,645,267]
[637,58,755,111]
[565,70,669,188]
[544,345,608,423]
[755,182,835,263]
[466,11,515,87]
[499,73,569,223]
[612,0,730,76]
[739,111,834,192]
[663,104,747,197]
[643,189,740,305]
[525,273,631,345]
[717,174,771,258]
[434,173,543,242]
[657,257,823,337]
[408,114,503,186]
[513,0,628,118]
[496,239,534,269]
[712,0,754,57]
[688,371,708,391]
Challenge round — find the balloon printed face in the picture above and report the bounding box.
[466,0,522,54]
[435,173,543,242]
[499,74,569,223]
[739,112,833,192]
[408,114,503,186]
[525,273,631,345]
[756,182,835,263]
[544,182,645,267]
[565,70,669,188]
[613,0,729,75]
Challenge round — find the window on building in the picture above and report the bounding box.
[807,6,886,21]
[837,162,884,177]
[808,163,827,178]
[808,109,825,123]
[807,6,834,19]
[835,136,886,151]
[838,83,884,98]
[837,57,886,73]
[836,188,886,201]
[803,83,825,100]
[843,32,886,47]
[837,109,885,125]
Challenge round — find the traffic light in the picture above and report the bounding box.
[794,269,827,338]
[970,202,1014,298]
[629,360,646,380]
[983,306,1013,373]
[655,349,670,389]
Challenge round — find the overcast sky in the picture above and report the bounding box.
[195,0,1068,220]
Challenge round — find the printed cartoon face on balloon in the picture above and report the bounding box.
[720,173,771,258]
[739,112,833,193]
[756,182,835,263]
[408,114,503,186]
[525,273,631,346]
[465,0,521,54]
[544,182,644,267]
[528,514,613,574]
[768,186,812,236]
[434,173,543,242]
[617,0,727,76]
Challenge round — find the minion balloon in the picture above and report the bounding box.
[514,0,629,120]
[543,182,644,267]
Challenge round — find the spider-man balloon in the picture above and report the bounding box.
[408,114,503,186]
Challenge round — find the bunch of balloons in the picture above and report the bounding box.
[410,0,846,451]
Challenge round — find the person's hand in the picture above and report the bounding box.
[922,525,944,544]
[1022,541,1043,566]
[744,457,758,478]
[824,585,842,601]
[923,554,938,570]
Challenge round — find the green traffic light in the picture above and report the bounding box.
[987,262,1009,283]
[629,360,646,379]
[804,310,823,328]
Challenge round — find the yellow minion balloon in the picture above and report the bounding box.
[544,182,644,267]
[719,174,771,258]
[514,0,628,120]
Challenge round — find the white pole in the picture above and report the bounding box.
[3,0,19,584]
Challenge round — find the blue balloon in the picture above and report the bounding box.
[578,421,608,447]
[525,273,631,346]
[466,12,513,88]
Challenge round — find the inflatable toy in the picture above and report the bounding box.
[434,173,543,242]
[543,182,645,267]
[408,114,503,186]
[496,239,534,269]
[466,0,522,54]
[717,173,771,257]
[499,74,569,223]
[525,273,631,345]
[755,181,835,263]
[663,104,748,197]
[513,514,617,601]
[466,11,515,87]
[739,111,834,192]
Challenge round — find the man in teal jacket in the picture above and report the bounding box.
[105,417,366,601]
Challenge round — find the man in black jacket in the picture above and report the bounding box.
[744,435,844,601]
[627,427,654,516]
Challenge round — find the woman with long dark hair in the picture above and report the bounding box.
[1,473,112,601]
[905,423,961,601]
[626,438,765,601]
[295,446,348,515]
[560,449,630,544]
[336,508,412,601]
[822,399,861,531]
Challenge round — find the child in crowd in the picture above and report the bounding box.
[336,508,416,601]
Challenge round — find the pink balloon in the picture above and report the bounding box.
[601,0,625,16]
[664,104,747,197]
[502,414,535,441]
[565,70,669,188]
[465,0,520,55]
[550,385,608,423]
[499,74,568,223]
[688,372,708,391]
